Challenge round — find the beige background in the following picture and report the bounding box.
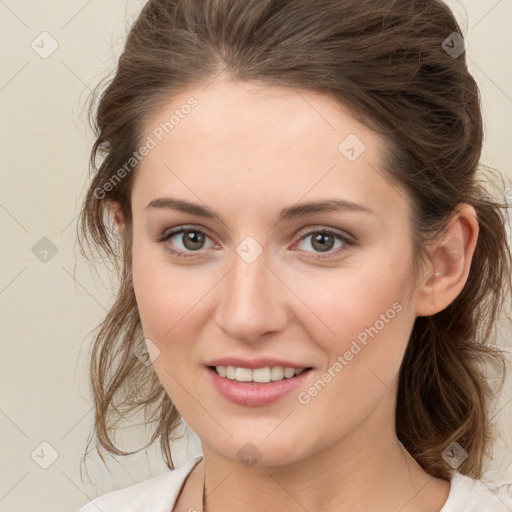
[0,1,511,511]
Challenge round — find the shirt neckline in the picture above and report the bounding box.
[175,457,473,511]
[438,469,475,511]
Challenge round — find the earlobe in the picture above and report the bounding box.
[415,204,479,317]
[108,201,126,235]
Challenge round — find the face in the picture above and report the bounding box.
[127,76,423,467]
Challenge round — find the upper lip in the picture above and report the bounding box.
[205,357,312,370]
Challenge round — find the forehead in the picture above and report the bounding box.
[132,78,409,222]
[140,78,375,160]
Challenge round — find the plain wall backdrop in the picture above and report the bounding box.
[0,1,511,511]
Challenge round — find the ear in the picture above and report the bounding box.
[415,204,479,317]
[108,201,126,235]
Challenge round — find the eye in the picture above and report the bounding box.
[293,227,354,259]
[157,226,215,258]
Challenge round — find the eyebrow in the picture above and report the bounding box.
[145,196,374,223]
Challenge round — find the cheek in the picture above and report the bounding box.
[290,260,416,426]
[131,253,204,409]
[294,279,414,444]
[131,233,203,338]
[313,272,414,402]
[282,253,414,351]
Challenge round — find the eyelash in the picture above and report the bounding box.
[156,225,356,260]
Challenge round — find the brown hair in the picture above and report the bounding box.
[77,0,512,480]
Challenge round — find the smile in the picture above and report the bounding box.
[212,365,309,383]
[206,366,314,407]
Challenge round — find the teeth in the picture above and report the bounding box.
[214,365,307,383]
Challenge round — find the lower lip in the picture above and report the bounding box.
[206,367,313,407]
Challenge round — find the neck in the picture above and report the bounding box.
[194,391,449,512]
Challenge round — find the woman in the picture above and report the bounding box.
[76,0,512,510]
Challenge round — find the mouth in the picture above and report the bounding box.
[206,364,314,407]
[208,365,314,383]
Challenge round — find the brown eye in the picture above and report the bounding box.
[180,230,206,251]
[295,228,354,259]
[158,227,214,258]
[310,232,336,252]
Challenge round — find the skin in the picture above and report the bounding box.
[111,75,479,512]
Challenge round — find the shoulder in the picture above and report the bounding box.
[75,455,203,512]
[442,470,512,511]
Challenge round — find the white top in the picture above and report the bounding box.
[77,455,512,511]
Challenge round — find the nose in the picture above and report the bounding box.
[213,244,289,343]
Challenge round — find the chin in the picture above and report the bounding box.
[202,432,310,468]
